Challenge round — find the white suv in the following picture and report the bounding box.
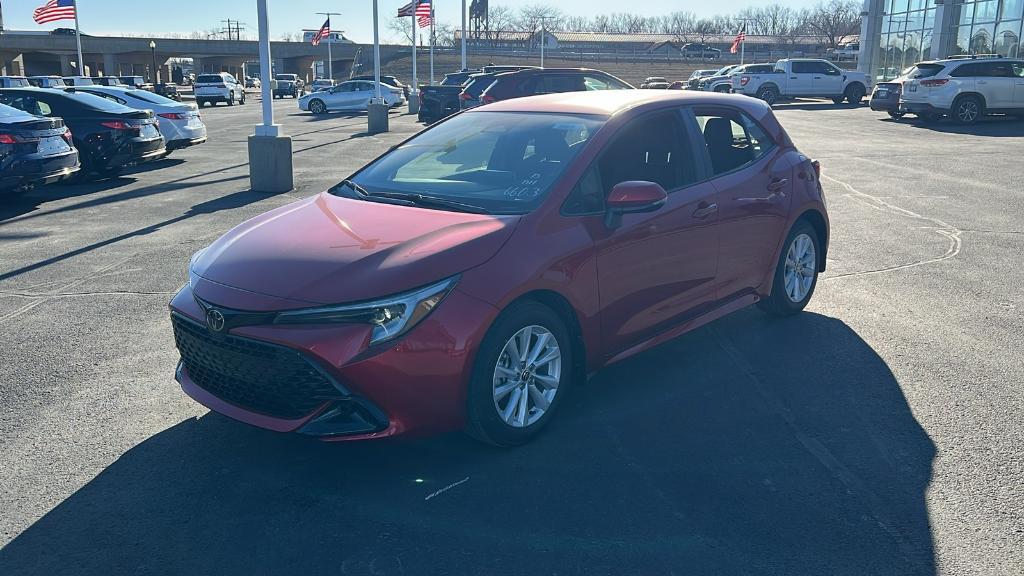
[900,56,1024,124]
[194,73,246,107]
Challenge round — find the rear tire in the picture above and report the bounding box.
[227,93,234,106]
[465,301,574,447]
[887,110,905,119]
[758,220,821,316]
[952,95,982,125]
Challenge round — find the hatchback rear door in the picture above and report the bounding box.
[1013,62,1024,107]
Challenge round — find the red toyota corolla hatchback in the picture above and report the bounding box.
[170,90,828,446]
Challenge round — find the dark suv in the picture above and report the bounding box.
[478,68,633,105]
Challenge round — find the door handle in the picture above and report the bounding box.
[790,76,798,79]
[977,80,987,85]
[692,202,718,219]
[767,177,789,192]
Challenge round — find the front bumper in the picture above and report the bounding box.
[169,280,499,440]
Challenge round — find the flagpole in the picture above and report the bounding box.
[411,6,417,89]
[429,9,435,84]
[316,12,341,81]
[73,0,84,75]
[460,0,467,70]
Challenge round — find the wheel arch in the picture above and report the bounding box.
[758,82,780,93]
[506,290,588,386]
[796,209,830,272]
[953,91,986,110]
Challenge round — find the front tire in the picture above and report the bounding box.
[226,93,234,106]
[758,221,821,316]
[309,99,327,115]
[466,301,573,447]
[888,110,905,119]
[845,83,866,104]
[239,91,246,105]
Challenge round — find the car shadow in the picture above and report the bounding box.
[0,309,936,575]
[902,114,1024,136]
[771,99,868,111]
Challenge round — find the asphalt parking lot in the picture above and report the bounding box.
[1,97,1022,575]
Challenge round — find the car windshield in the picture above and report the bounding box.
[714,66,733,75]
[907,64,944,79]
[67,91,137,112]
[124,89,180,106]
[275,75,296,81]
[340,112,604,215]
[464,76,495,97]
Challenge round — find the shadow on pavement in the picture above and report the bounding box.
[903,114,1024,136]
[0,186,261,282]
[0,309,936,575]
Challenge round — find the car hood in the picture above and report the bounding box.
[191,192,520,307]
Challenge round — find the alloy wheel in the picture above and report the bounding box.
[492,325,561,428]
[957,100,979,123]
[784,233,817,303]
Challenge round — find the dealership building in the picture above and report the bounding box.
[860,0,1024,79]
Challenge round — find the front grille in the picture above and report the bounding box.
[172,313,344,420]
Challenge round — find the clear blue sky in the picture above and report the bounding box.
[1,0,819,43]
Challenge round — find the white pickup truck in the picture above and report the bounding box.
[732,58,872,106]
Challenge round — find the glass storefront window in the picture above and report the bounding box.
[1001,0,1024,21]
[975,0,1000,23]
[956,24,974,54]
[891,0,910,14]
[924,8,936,30]
[970,22,996,52]
[995,20,1022,56]
[921,29,933,60]
[953,3,975,28]
[908,0,925,11]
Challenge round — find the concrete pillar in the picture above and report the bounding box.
[59,54,76,76]
[931,3,957,59]
[103,54,117,77]
[858,0,886,79]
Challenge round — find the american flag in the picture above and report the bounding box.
[33,0,77,25]
[397,1,416,17]
[417,0,434,28]
[730,25,747,54]
[312,18,330,46]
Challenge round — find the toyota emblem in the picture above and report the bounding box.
[206,308,226,332]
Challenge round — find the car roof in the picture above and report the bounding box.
[473,90,766,117]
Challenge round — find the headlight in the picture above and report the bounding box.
[273,276,458,346]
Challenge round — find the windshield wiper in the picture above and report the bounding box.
[333,180,489,214]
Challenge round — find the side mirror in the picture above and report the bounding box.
[605,181,668,229]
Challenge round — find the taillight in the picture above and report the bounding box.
[0,133,19,144]
[481,94,496,104]
[740,76,751,86]
[100,121,131,130]
[811,160,821,179]
[158,112,187,120]
[459,92,471,100]
[920,78,949,87]
[418,89,425,100]
[62,130,74,145]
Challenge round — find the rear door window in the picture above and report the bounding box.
[694,108,777,176]
[542,75,586,94]
[951,63,987,77]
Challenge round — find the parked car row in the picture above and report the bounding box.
[298,80,406,114]
[870,54,1024,125]
[418,66,634,124]
[0,85,207,193]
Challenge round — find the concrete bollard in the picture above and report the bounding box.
[248,134,294,193]
[368,102,390,134]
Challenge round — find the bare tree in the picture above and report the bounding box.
[516,5,565,36]
[692,18,718,44]
[806,0,860,49]
[386,16,415,45]
[487,4,517,42]
[663,11,696,43]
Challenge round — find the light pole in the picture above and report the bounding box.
[149,40,158,84]
[315,11,340,80]
[461,0,467,70]
[538,17,552,68]
[367,0,388,133]
[249,0,293,193]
